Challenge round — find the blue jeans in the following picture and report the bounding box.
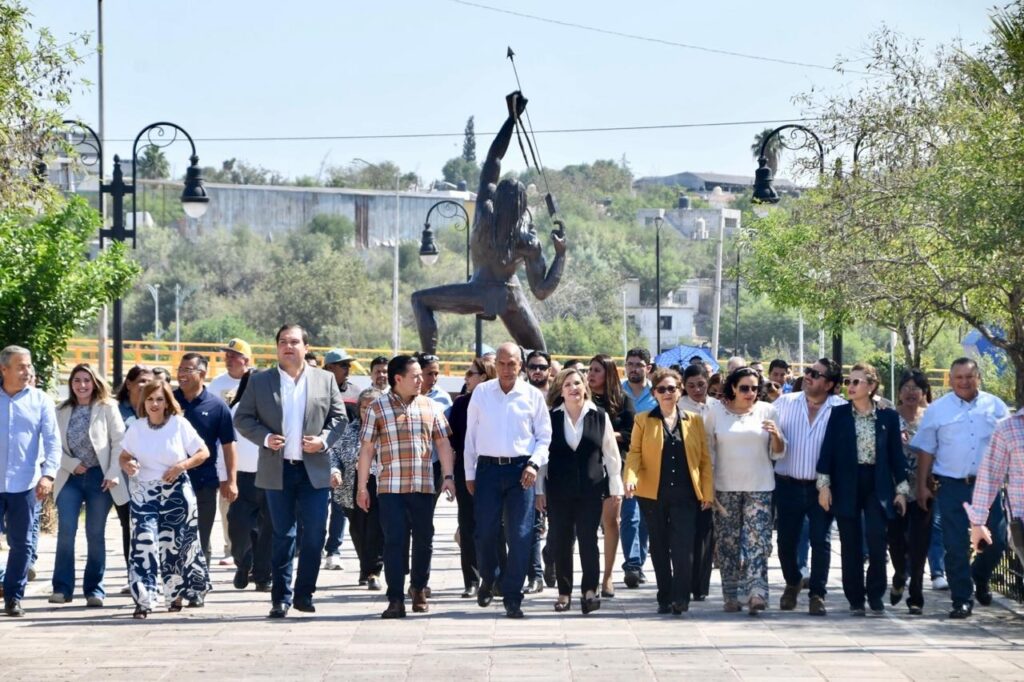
[324,498,347,557]
[929,503,946,578]
[474,458,535,609]
[797,517,810,576]
[775,475,834,598]
[0,489,39,603]
[620,495,649,571]
[263,462,329,606]
[936,476,1005,607]
[53,467,113,598]
[378,492,435,602]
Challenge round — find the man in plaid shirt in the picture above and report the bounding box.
[356,355,455,619]
[969,408,1024,554]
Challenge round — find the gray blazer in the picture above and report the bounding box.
[233,366,345,490]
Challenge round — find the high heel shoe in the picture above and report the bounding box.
[581,596,601,615]
[133,605,150,620]
[553,598,572,613]
[168,597,183,613]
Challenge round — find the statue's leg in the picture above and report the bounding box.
[411,283,486,354]
[498,286,546,352]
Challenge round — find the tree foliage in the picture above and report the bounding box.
[462,116,476,162]
[136,145,169,179]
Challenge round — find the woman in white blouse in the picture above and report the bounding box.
[705,367,785,614]
[119,381,211,619]
[536,368,623,615]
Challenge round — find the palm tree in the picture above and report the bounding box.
[136,145,170,179]
[751,128,782,177]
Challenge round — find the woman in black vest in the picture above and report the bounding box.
[536,368,624,614]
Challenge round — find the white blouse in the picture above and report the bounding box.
[122,415,205,483]
[536,401,624,496]
[704,400,786,492]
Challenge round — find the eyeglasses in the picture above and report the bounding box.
[655,385,679,394]
[847,378,870,387]
[737,384,758,394]
[527,364,550,372]
[803,368,824,380]
[176,367,201,375]
[465,370,481,377]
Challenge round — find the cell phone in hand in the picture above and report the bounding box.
[977,538,991,553]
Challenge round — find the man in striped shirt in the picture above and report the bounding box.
[356,355,455,619]
[772,358,847,616]
[969,407,1024,551]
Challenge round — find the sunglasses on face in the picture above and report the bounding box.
[803,368,824,380]
[655,385,679,394]
[737,384,758,394]
[465,370,482,377]
[527,364,549,372]
[846,378,871,387]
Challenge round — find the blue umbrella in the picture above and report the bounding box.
[654,345,720,373]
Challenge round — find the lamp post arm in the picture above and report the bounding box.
[60,119,104,184]
[758,124,826,174]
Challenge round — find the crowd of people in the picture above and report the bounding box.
[0,334,1020,623]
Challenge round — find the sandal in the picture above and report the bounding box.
[133,606,150,620]
[168,598,183,613]
[554,598,572,612]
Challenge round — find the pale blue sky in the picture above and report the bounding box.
[29,0,994,184]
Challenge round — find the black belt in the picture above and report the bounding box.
[481,456,530,466]
[775,474,816,486]
[936,474,976,486]
[284,459,305,466]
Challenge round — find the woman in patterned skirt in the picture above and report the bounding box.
[119,380,211,619]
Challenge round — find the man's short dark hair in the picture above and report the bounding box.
[415,352,440,367]
[370,355,389,370]
[682,364,709,382]
[768,358,789,374]
[180,352,208,373]
[688,355,704,365]
[526,350,551,365]
[276,324,310,345]
[388,355,420,389]
[626,347,651,364]
[817,357,842,390]
[950,357,980,375]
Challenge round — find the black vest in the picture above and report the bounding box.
[546,407,608,499]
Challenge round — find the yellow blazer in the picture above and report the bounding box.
[624,405,713,503]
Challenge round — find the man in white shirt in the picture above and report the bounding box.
[465,342,552,618]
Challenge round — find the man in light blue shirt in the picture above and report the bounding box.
[1,346,61,616]
[620,348,654,587]
[911,357,1009,619]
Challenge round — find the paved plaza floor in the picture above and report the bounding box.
[2,503,1024,681]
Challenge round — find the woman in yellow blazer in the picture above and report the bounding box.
[51,364,127,606]
[624,367,713,615]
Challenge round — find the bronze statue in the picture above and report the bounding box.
[412,92,566,353]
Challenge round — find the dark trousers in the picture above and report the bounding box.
[194,485,218,567]
[639,492,698,607]
[324,498,347,556]
[691,507,715,599]
[936,476,1006,607]
[474,458,535,609]
[547,494,603,596]
[263,462,329,606]
[114,501,131,570]
[887,498,933,608]
[228,471,272,584]
[776,475,834,597]
[0,489,37,603]
[454,471,479,589]
[529,510,544,581]
[836,466,888,608]
[344,474,383,579]
[378,492,434,602]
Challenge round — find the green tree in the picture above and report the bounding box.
[202,158,286,185]
[0,197,139,387]
[305,214,354,251]
[441,157,480,188]
[136,145,169,179]
[462,116,476,162]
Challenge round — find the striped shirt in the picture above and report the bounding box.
[967,408,1024,525]
[772,392,847,480]
[360,392,451,495]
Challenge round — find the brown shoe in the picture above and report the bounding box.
[809,595,827,616]
[411,588,429,613]
[780,584,800,611]
[723,599,742,613]
[381,599,406,619]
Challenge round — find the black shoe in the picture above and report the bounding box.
[890,585,904,606]
[638,570,648,584]
[908,605,923,616]
[849,605,866,616]
[600,588,616,598]
[254,581,272,593]
[358,573,368,587]
[692,594,707,602]
[477,584,494,608]
[132,605,149,620]
[623,570,640,589]
[869,599,885,615]
[233,568,249,590]
[492,583,503,598]
[657,603,671,615]
[505,606,525,619]
[4,600,24,617]
[975,585,993,606]
[581,596,601,615]
[949,603,973,619]
[461,583,479,598]
[268,602,289,618]
[186,596,205,608]
[368,576,383,591]
[671,601,689,615]
[381,599,406,619]
[293,598,315,613]
[526,578,544,594]
[809,595,827,616]
[543,566,556,588]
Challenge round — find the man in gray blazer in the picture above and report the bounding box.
[234,324,345,618]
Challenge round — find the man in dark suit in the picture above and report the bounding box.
[235,324,345,618]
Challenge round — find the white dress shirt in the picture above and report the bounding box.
[536,401,623,496]
[464,378,552,481]
[773,392,847,480]
[271,366,308,462]
[678,394,719,418]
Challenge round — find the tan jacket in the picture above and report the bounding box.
[55,399,128,506]
[624,405,713,503]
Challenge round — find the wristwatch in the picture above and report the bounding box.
[443,474,454,481]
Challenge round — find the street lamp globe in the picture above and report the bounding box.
[181,155,209,219]
[751,156,780,205]
[418,224,440,265]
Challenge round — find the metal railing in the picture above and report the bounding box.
[991,546,1024,602]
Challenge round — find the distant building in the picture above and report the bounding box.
[623,278,700,354]
[633,170,797,195]
[635,195,741,241]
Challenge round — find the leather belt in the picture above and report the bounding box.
[284,459,305,466]
[481,456,530,466]
[936,474,976,486]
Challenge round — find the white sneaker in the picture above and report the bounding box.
[932,576,949,591]
[324,555,343,571]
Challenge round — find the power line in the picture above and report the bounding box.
[451,0,870,76]
[107,118,814,144]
